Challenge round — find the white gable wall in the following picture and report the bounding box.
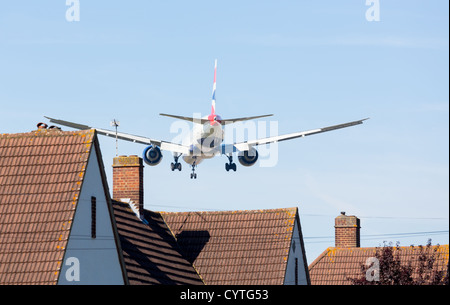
[58,146,124,285]
[284,218,309,285]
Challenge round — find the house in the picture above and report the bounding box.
[0,127,125,284]
[0,127,202,284]
[1,126,310,285]
[308,212,449,285]
[160,208,309,285]
[112,155,310,285]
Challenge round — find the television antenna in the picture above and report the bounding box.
[110,119,120,156]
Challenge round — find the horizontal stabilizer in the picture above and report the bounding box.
[222,114,273,125]
[159,113,273,125]
[159,113,209,124]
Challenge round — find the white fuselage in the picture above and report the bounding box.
[182,119,224,166]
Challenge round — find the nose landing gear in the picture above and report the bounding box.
[190,159,197,179]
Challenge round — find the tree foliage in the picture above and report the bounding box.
[350,240,449,285]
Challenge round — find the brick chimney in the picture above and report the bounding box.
[335,212,360,248]
[112,155,144,217]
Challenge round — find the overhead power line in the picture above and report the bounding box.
[304,230,449,240]
[300,213,448,220]
[303,230,449,244]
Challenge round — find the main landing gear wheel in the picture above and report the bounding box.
[171,155,182,171]
[225,155,237,172]
[171,162,182,171]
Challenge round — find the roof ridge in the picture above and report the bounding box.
[0,128,95,139]
[158,207,298,215]
[325,244,449,251]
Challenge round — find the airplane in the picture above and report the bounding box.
[45,59,368,179]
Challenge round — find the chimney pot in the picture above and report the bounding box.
[335,212,360,248]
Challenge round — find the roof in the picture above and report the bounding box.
[112,200,203,285]
[160,207,299,285]
[309,245,449,285]
[0,128,95,285]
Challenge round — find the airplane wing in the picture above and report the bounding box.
[222,118,369,153]
[44,116,191,155]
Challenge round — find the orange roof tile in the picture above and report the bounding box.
[112,200,204,285]
[0,129,95,284]
[161,207,298,285]
[309,245,449,285]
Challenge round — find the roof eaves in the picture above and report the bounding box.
[54,129,96,284]
[295,207,311,285]
[90,131,130,285]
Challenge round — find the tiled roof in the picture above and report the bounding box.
[0,128,95,285]
[112,200,204,285]
[309,245,449,285]
[161,208,298,285]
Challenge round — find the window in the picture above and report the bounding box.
[91,196,96,239]
[295,258,298,285]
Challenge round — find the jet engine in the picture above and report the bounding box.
[142,145,163,166]
[238,148,259,167]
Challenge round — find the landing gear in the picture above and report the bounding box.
[225,155,237,172]
[171,155,182,171]
[190,159,197,179]
[191,157,197,179]
[171,162,182,171]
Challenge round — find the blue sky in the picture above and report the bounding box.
[1,1,448,264]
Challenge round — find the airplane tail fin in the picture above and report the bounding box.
[211,59,217,115]
[159,59,274,125]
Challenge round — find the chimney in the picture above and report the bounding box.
[335,212,360,248]
[112,155,144,217]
